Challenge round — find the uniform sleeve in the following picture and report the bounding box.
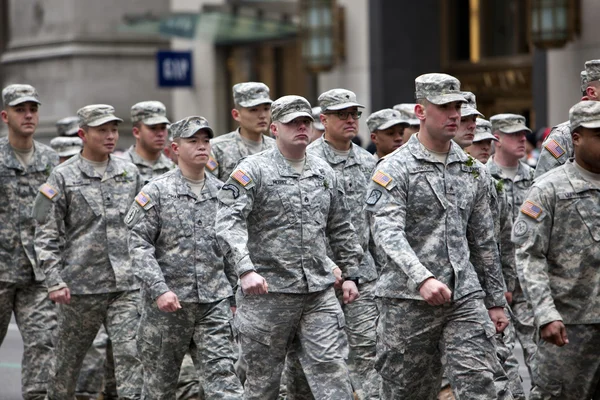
[534,126,571,179]
[467,176,507,309]
[512,187,561,328]
[126,188,168,300]
[498,188,517,293]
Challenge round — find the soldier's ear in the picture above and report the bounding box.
[171,140,180,155]
[0,109,7,123]
[232,108,241,122]
[415,103,426,120]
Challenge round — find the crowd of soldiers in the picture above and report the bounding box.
[0,58,599,400]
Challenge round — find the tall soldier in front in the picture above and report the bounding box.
[365,74,511,400]
[32,105,143,400]
[216,95,363,400]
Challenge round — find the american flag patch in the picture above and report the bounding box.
[39,183,58,200]
[135,192,150,207]
[520,200,543,219]
[232,169,252,186]
[544,139,565,159]
[372,170,392,188]
[206,157,218,171]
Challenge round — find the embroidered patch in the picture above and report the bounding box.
[135,192,150,207]
[372,170,392,188]
[39,183,58,200]
[520,200,543,219]
[231,169,252,187]
[513,220,528,236]
[366,189,383,205]
[124,207,139,225]
[544,139,566,159]
[221,184,240,199]
[207,157,218,171]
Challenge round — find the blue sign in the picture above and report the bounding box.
[157,50,193,88]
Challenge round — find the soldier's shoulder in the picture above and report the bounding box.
[532,163,568,188]
[306,138,326,155]
[263,135,276,145]
[549,120,571,136]
[111,155,138,170]
[34,140,57,155]
[206,171,224,189]
[352,143,377,163]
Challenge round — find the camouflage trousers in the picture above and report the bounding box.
[176,353,202,400]
[375,293,513,400]
[511,292,537,380]
[48,290,142,400]
[235,288,353,400]
[137,297,242,400]
[0,281,56,400]
[495,308,525,400]
[75,326,108,398]
[529,324,600,400]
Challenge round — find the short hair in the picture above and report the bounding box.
[80,124,89,132]
[133,121,143,129]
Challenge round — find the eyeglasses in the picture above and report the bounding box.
[325,111,362,120]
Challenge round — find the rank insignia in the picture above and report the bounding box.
[232,169,252,187]
[39,183,58,200]
[544,139,566,159]
[135,192,150,207]
[372,170,392,188]
[520,200,543,219]
[207,157,218,171]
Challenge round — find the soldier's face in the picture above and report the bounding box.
[454,115,477,148]
[173,131,211,168]
[466,139,494,163]
[421,101,461,140]
[573,126,600,173]
[79,122,119,157]
[496,131,527,159]
[1,102,39,137]
[371,124,404,156]
[272,118,311,149]
[233,104,271,135]
[134,123,168,154]
[321,106,359,142]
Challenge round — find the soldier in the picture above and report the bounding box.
[309,106,325,143]
[215,95,362,400]
[50,136,82,163]
[512,100,600,399]
[367,108,408,160]
[127,116,243,399]
[0,84,58,400]
[208,82,275,179]
[465,119,498,164]
[124,101,175,185]
[365,73,510,399]
[486,113,537,378]
[303,88,380,399]
[392,103,420,144]
[32,104,143,400]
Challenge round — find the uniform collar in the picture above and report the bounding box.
[407,133,469,165]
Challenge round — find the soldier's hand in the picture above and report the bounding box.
[156,291,182,312]
[49,287,71,304]
[332,267,343,289]
[241,271,269,295]
[541,321,569,347]
[504,292,513,305]
[342,280,359,304]
[419,278,452,306]
[488,307,509,333]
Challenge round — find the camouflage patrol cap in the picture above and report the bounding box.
[366,109,408,132]
[569,100,600,132]
[585,59,600,83]
[415,73,466,105]
[131,101,170,125]
[490,113,531,134]
[169,116,214,139]
[77,104,123,127]
[318,89,365,111]
[581,70,588,94]
[271,95,314,124]
[56,116,80,136]
[312,106,324,131]
[233,82,273,108]
[2,84,41,107]
[393,103,420,126]
[460,91,484,118]
[473,119,497,143]
[50,136,83,158]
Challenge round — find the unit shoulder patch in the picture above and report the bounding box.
[366,189,383,205]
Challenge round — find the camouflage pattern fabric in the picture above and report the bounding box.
[232,82,272,108]
[585,59,600,83]
[50,136,82,158]
[534,122,573,179]
[2,83,41,106]
[318,89,364,111]
[490,114,531,134]
[414,74,467,105]
[75,327,108,398]
[177,354,202,400]
[366,108,407,133]
[122,145,175,186]
[77,104,122,127]
[56,116,80,137]
[130,101,170,125]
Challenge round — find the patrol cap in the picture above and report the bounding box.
[233,82,273,108]
[2,84,41,107]
[77,104,123,127]
[50,136,83,158]
[169,116,214,140]
[318,89,365,111]
[131,101,170,125]
[312,106,324,131]
[460,91,484,118]
[393,103,420,126]
[366,108,408,132]
[271,95,314,124]
[56,116,80,136]
[569,100,600,132]
[414,73,466,105]
[473,119,497,143]
[490,114,531,134]
[581,70,588,94]
[584,59,600,83]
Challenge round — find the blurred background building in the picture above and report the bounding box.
[0,0,597,148]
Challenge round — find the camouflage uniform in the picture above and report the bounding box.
[50,136,82,158]
[32,105,143,400]
[0,84,59,400]
[208,82,275,180]
[366,74,510,400]
[216,96,363,400]
[392,103,420,126]
[512,101,600,400]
